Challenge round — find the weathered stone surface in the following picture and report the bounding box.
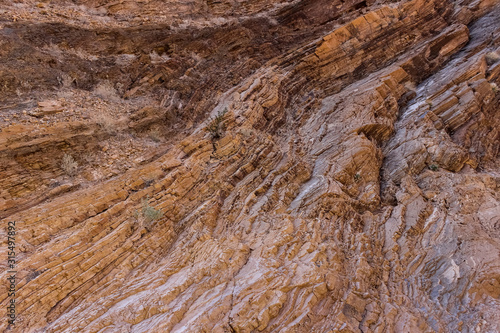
[0,0,499,332]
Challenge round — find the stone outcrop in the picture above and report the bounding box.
[0,0,499,332]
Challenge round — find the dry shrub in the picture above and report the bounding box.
[205,108,228,140]
[93,81,120,101]
[485,51,500,65]
[92,112,116,134]
[61,154,78,176]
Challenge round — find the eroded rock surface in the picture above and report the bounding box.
[0,0,499,332]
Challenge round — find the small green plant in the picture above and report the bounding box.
[135,197,163,231]
[205,108,228,140]
[149,129,162,142]
[61,154,78,176]
[354,173,361,182]
[429,164,439,171]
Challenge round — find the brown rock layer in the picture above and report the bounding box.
[0,0,499,332]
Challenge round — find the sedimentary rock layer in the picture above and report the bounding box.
[0,0,499,332]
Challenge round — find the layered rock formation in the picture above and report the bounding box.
[0,0,499,332]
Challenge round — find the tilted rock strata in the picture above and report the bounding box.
[0,0,499,332]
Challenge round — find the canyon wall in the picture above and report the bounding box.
[0,0,499,332]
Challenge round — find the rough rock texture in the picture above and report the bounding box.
[1,0,500,332]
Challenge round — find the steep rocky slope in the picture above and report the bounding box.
[0,0,499,332]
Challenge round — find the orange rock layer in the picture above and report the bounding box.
[0,0,499,332]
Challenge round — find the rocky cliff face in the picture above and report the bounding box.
[1,0,499,332]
